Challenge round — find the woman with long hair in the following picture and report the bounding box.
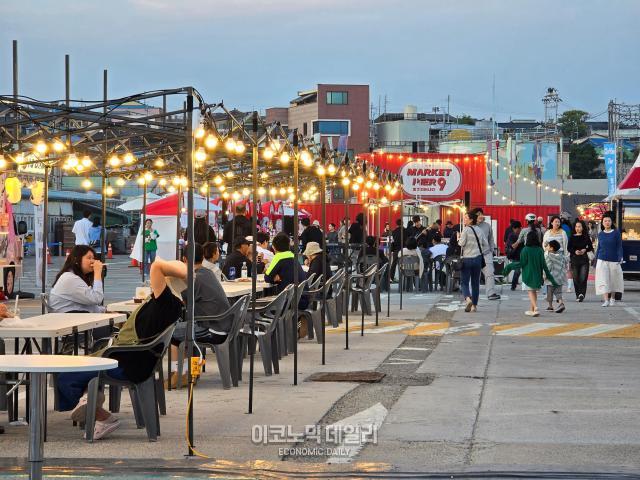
[594,215,623,307]
[49,245,105,313]
[459,210,488,312]
[568,220,594,302]
[543,215,568,254]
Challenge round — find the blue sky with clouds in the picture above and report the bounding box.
[1,0,638,121]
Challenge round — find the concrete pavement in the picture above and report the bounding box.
[1,256,640,477]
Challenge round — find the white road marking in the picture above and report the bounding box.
[436,305,459,312]
[557,324,630,337]
[326,402,388,464]
[386,357,422,363]
[495,323,564,336]
[397,347,430,351]
[624,307,640,320]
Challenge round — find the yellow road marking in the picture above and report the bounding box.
[403,322,450,336]
[525,323,597,337]
[492,323,527,333]
[594,324,640,338]
[326,320,415,334]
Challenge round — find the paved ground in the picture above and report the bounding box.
[1,255,640,478]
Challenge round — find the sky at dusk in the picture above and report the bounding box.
[1,0,638,121]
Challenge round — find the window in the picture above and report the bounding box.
[312,120,350,136]
[303,122,308,136]
[326,91,348,105]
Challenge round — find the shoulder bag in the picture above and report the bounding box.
[470,226,487,268]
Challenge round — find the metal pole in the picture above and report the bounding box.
[184,90,195,456]
[141,186,147,283]
[375,192,380,326]
[399,196,404,310]
[248,112,258,413]
[28,372,44,480]
[101,70,108,262]
[41,167,49,315]
[292,135,299,386]
[360,194,366,336]
[321,173,327,365]
[176,185,182,260]
[206,183,210,243]
[344,188,350,350]
[386,201,391,318]
[12,40,18,145]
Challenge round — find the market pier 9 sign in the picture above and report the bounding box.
[399,161,462,197]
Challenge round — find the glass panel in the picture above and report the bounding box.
[622,204,640,240]
[313,121,349,135]
[326,91,348,105]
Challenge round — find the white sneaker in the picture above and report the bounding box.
[87,418,120,440]
[601,300,610,307]
[609,298,616,306]
[525,310,539,317]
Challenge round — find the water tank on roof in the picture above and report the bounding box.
[404,105,418,121]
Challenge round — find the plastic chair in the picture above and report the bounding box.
[237,286,292,376]
[399,256,420,292]
[84,323,176,442]
[431,255,446,291]
[349,264,377,314]
[326,269,345,327]
[370,263,388,313]
[175,295,249,389]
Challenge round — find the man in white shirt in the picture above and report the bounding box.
[429,234,448,259]
[251,232,275,266]
[72,210,93,246]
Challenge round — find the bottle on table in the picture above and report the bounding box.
[241,262,248,279]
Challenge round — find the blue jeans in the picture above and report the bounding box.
[56,367,127,411]
[144,250,156,275]
[461,255,482,306]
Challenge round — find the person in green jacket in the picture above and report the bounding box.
[503,230,558,317]
[143,219,159,275]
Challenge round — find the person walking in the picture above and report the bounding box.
[72,210,93,246]
[594,215,623,307]
[143,219,159,275]
[459,210,488,313]
[473,208,500,300]
[544,240,567,313]
[567,220,593,302]
[505,221,523,290]
[503,231,559,317]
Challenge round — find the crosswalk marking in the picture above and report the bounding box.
[494,323,564,336]
[557,324,629,337]
[524,323,595,336]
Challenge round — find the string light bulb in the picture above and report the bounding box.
[235,141,246,154]
[159,178,167,186]
[280,152,290,164]
[168,185,176,193]
[258,187,266,195]
[224,137,236,152]
[144,172,153,182]
[52,139,65,153]
[263,147,274,161]
[213,175,223,185]
[327,164,337,176]
[195,147,207,162]
[204,134,218,150]
[195,127,206,139]
[270,187,277,196]
[108,155,121,167]
[81,156,92,168]
[105,186,115,196]
[67,154,78,168]
[116,178,126,187]
[316,165,326,176]
[35,141,48,154]
[81,178,92,189]
[154,158,165,168]
[300,150,312,167]
[123,152,135,165]
[0,155,6,169]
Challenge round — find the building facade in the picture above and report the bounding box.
[288,84,369,155]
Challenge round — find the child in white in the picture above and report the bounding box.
[544,239,567,313]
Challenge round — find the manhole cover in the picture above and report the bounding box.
[306,371,386,383]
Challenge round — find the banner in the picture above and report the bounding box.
[604,142,617,196]
[34,203,44,288]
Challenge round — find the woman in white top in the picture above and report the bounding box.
[49,245,105,313]
[543,216,568,254]
[458,210,489,312]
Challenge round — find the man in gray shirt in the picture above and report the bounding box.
[168,243,232,386]
[473,208,500,300]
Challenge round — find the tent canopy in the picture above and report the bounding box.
[117,193,162,211]
[145,192,221,215]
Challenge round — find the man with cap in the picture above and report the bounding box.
[222,237,265,280]
[513,213,543,249]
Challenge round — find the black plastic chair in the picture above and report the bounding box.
[84,323,176,442]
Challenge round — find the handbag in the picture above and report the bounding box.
[470,226,487,269]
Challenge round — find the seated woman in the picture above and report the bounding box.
[56,257,187,440]
[303,241,333,296]
[399,237,424,290]
[49,245,105,314]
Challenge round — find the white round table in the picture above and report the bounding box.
[0,355,118,480]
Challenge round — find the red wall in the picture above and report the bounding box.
[440,204,561,253]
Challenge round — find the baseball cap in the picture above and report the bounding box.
[525,213,536,221]
[312,219,320,226]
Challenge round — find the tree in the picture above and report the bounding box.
[569,143,603,179]
[558,110,589,141]
[457,114,475,125]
